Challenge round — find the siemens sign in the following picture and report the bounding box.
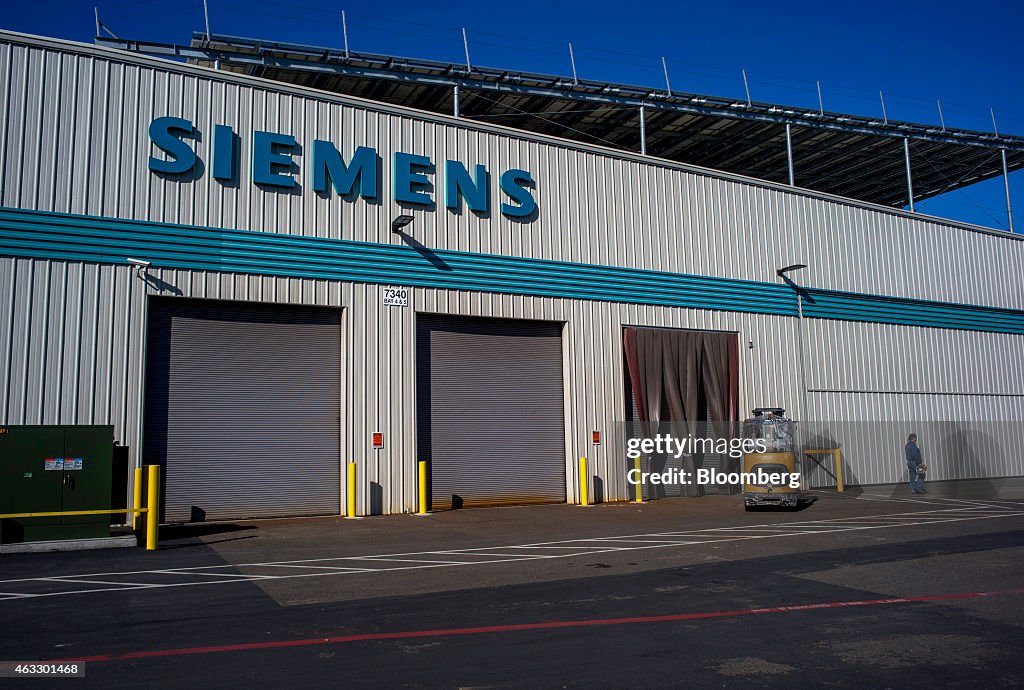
[148,117,537,218]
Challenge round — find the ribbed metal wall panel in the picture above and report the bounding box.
[3,255,1021,512]
[805,319,1024,395]
[1,34,1022,514]
[799,202,1023,308]
[0,36,1020,309]
[0,208,800,317]
[7,208,1023,333]
[414,288,807,505]
[805,393,1024,487]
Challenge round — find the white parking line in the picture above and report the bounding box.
[431,551,546,559]
[712,526,825,531]
[44,578,160,588]
[506,545,633,551]
[243,564,376,572]
[0,504,1019,601]
[937,500,1023,510]
[582,539,700,545]
[149,570,278,579]
[351,557,473,565]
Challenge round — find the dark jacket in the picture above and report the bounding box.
[905,441,922,466]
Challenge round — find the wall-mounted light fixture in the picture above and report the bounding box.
[391,214,415,233]
[776,263,807,278]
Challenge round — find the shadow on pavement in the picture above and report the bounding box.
[158,522,260,548]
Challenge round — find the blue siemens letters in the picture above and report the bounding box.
[445,161,489,212]
[149,117,537,218]
[148,117,197,175]
[393,152,434,206]
[311,143,378,199]
[252,131,299,187]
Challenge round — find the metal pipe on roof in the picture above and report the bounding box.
[786,123,795,187]
[202,0,211,44]
[462,28,471,72]
[640,105,646,155]
[1003,148,1015,232]
[817,81,824,116]
[662,57,672,97]
[569,43,578,86]
[904,138,915,212]
[94,15,118,41]
[880,91,888,125]
[342,10,350,59]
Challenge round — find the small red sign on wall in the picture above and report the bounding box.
[592,430,601,445]
[372,432,384,449]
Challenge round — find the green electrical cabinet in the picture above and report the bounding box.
[0,425,114,544]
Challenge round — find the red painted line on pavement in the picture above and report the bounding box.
[59,588,1024,664]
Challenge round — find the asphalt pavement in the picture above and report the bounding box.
[1,479,1022,688]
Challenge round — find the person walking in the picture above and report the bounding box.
[905,433,926,494]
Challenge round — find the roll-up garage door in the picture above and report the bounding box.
[417,315,566,510]
[144,298,341,522]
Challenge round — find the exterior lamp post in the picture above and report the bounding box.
[777,263,810,487]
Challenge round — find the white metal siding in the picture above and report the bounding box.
[3,256,1023,512]
[806,393,1024,486]
[806,319,1024,395]
[1,34,1023,514]
[0,37,1021,308]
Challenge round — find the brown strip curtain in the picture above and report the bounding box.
[624,327,737,425]
[624,327,739,495]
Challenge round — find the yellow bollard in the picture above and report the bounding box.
[145,464,159,551]
[418,460,428,515]
[634,456,643,503]
[833,448,845,493]
[132,467,144,532]
[346,462,357,518]
[579,457,589,507]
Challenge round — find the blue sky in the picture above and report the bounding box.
[3,0,1022,231]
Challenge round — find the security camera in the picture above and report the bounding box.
[126,258,151,268]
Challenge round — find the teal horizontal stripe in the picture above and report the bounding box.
[1,207,1021,334]
[803,289,1024,333]
[0,207,795,317]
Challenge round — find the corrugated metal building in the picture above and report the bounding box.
[1,31,1022,521]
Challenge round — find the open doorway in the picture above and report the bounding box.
[623,326,739,498]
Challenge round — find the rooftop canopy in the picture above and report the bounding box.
[97,32,1024,211]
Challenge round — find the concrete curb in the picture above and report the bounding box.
[0,535,137,554]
